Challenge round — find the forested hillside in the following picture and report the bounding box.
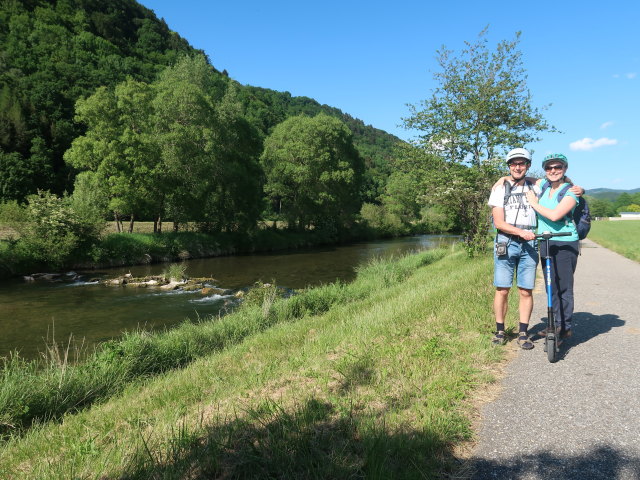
[585,188,640,201]
[0,0,400,205]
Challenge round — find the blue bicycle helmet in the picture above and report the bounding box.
[542,153,568,169]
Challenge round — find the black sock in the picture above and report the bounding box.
[496,322,505,333]
[519,322,528,335]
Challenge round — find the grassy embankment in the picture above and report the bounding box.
[589,220,640,262]
[0,246,511,479]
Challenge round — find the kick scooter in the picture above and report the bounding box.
[536,231,572,363]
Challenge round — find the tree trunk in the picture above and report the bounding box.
[128,214,135,234]
[114,212,121,233]
[173,221,179,232]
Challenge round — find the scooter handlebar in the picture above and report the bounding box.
[534,231,573,240]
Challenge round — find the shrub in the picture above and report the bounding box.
[163,263,187,282]
[0,191,104,269]
[359,203,409,237]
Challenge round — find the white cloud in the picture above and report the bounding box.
[613,74,620,78]
[569,137,618,151]
[627,72,637,79]
[600,121,614,130]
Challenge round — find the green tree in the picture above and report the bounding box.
[380,171,422,223]
[586,196,614,218]
[153,55,224,228]
[261,114,364,232]
[64,79,161,232]
[153,56,261,232]
[0,138,53,203]
[403,30,555,254]
[613,192,633,213]
[384,143,459,233]
[71,171,110,225]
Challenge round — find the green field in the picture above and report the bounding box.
[589,220,640,262]
[0,248,514,479]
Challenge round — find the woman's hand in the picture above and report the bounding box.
[526,190,539,206]
[492,176,509,190]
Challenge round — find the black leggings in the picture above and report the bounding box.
[539,240,579,329]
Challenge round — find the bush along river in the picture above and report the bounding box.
[0,234,458,360]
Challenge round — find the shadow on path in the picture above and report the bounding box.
[471,444,640,479]
[529,312,625,361]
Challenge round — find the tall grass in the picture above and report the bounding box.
[589,220,640,262]
[162,263,187,281]
[0,249,449,438]
[0,246,507,479]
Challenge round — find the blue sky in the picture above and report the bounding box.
[141,0,639,190]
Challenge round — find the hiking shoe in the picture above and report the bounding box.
[538,327,561,337]
[540,327,572,339]
[558,328,572,345]
[492,331,506,345]
[517,334,534,350]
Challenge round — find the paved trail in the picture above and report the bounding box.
[471,239,640,479]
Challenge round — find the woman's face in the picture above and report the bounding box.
[544,162,566,182]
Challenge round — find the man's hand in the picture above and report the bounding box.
[564,177,585,197]
[570,185,585,197]
[520,230,536,241]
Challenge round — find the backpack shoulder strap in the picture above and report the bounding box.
[539,180,550,197]
[503,181,513,206]
[556,183,572,202]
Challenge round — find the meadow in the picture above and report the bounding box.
[589,220,640,262]
[0,247,513,479]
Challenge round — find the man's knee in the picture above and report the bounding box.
[495,287,510,297]
[518,287,533,298]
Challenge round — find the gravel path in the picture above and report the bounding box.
[470,239,640,479]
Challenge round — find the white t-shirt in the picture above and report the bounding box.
[488,180,540,229]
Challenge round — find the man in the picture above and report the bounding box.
[488,148,539,349]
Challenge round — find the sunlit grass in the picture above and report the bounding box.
[0,247,509,479]
[0,249,449,439]
[589,220,640,262]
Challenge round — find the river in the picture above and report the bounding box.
[0,234,458,360]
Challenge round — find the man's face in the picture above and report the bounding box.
[508,159,529,180]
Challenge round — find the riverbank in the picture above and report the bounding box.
[0,246,510,479]
[0,224,429,281]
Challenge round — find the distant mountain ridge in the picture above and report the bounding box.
[585,188,640,201]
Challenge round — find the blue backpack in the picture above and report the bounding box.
[539,181,591,240]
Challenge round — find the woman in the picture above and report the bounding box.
[525,153,579,339]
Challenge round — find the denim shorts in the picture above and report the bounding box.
[493,233,539,290]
